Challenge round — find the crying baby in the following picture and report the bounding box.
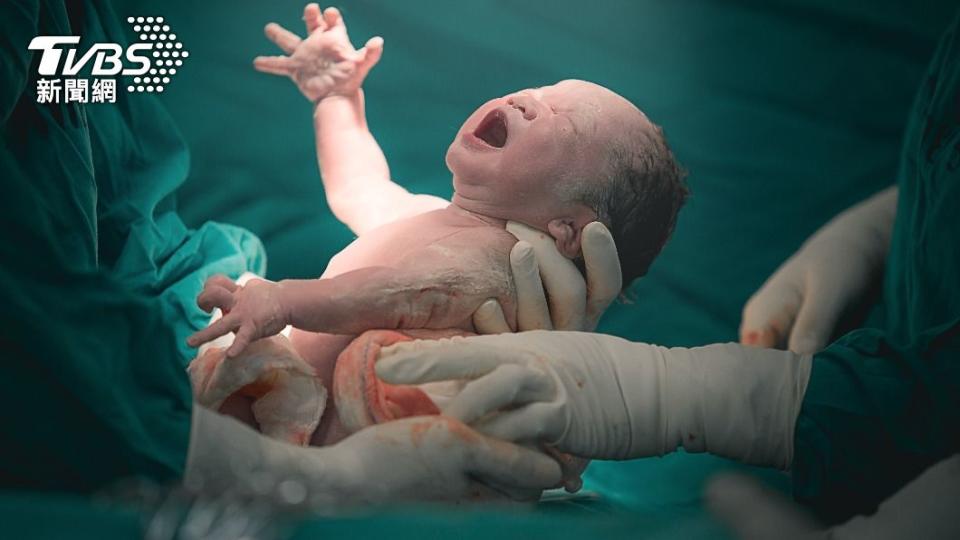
[186,3,687,488]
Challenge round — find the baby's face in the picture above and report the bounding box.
[447,80,650,229]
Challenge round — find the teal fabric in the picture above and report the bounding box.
[885,9,960,344]
[0,492,141,540]
[794,10,960,524]
[0,0,264,492]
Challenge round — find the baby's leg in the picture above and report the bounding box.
[333,329,465,434]
[288,330,356,446]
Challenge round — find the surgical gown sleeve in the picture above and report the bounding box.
[0,166,195,490]
[0,0,266,491]
[791,10,960,524]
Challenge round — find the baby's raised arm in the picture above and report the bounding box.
[188,229,517,356]
[255,4,447,235]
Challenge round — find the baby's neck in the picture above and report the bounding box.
[447,200,510,228]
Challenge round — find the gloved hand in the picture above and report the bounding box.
[187,407,562,507]
[473,221,622,334]
[740,187,897,354]
[706,454,960,540]
[376,331,811,466]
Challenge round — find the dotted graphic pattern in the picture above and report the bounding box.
[125,16,188,93]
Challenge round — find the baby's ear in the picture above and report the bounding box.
[547,218,584,259]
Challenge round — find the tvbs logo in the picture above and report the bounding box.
[29,36,152,76]
[28,16,188,104]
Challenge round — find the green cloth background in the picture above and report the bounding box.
[4,0,958,538]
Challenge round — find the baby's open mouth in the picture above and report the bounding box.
[473,109,508,148]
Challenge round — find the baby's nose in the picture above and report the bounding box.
[507,95,538,121]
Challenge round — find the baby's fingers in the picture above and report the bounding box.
[356,36,383,75]
[204,274,238,293]
[303,3,324,34]
[197,285,236,313]
[322,7,342,30]
[253,56,294,76]
[187,314,240,348]
[264,23,302,54]
[226,325,256,358]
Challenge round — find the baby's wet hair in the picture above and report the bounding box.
[576,122,689,290]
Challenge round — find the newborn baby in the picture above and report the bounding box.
[187,4,688,459]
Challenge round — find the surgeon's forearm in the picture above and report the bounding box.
[615,343,812,468]
[187,407,358,507]
[277,267,480,335]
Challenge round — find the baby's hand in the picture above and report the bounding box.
[254,3,383,102]
[187,275,290,357]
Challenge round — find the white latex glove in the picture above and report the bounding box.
[707,454,960,540]
[740,186,897,354]
[186,407,561,507]
[472,221,622,334]
[376,331,811,466]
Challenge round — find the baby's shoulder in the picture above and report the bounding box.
[393,222,515,274]
[401,208,516,249]
[433,223,517,257]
